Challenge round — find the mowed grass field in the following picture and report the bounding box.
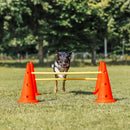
[0,63,130,130]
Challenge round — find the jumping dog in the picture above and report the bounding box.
[52,52,72,92]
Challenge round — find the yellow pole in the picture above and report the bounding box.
[35,78,97,81]
[32,72,101,75]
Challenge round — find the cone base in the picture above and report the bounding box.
[95,99,116,103]
[35,93,40,96]
[18,99,39,103]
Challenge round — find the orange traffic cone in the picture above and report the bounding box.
[18,63,39,103]
[95,62,116,103]
[93,61,103,95]
[30,62,40,96]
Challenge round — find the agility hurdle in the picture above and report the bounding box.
[18,61,116,103]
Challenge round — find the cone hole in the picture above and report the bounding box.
[104,83,107,86]
[26,83,28,86]
[105,95,108,98]
[26,96,29,98]
[27,72,29,74]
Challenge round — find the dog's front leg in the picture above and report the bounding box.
[63,80,66,92]
[55,80,58,93]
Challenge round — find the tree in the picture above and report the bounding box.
[22,0,52,63]
[0,0,51,63]
[0,0,129,64]
[103,0,130,55]
[0,0,37,56]
[48,0,107,64]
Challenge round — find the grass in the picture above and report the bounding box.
[0,62,130,130]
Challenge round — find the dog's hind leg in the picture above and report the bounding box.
[55,80,58,93]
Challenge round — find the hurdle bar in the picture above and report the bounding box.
[36,78,97,81]
[32,72,101,75]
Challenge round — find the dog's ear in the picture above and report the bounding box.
[56,52,60,58]
[67,51,72,58]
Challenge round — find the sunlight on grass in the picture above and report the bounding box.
[0,64,129,130]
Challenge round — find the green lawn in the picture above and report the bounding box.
[0,63,129,130]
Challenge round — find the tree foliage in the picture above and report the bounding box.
[0,0,129,64]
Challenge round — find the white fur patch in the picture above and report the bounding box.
[52,64,54,68]
[54,67,65,78]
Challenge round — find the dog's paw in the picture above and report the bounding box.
[62,89,65,92]
[54,89,58,93]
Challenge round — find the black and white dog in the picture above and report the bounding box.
[52,52,72,92]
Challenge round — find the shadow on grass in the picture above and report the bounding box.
[39,99,56,103]
[70,91,93,95]
[115,98,128,101]
[39,100,45,102]
[40,92,53,95]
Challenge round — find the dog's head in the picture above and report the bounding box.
[55,52,72,69]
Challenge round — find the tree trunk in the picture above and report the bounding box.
[91,48,96,65]
[38,40,43,64]
[104,37,107,58]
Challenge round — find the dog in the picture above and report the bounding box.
[52,52,72,92]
